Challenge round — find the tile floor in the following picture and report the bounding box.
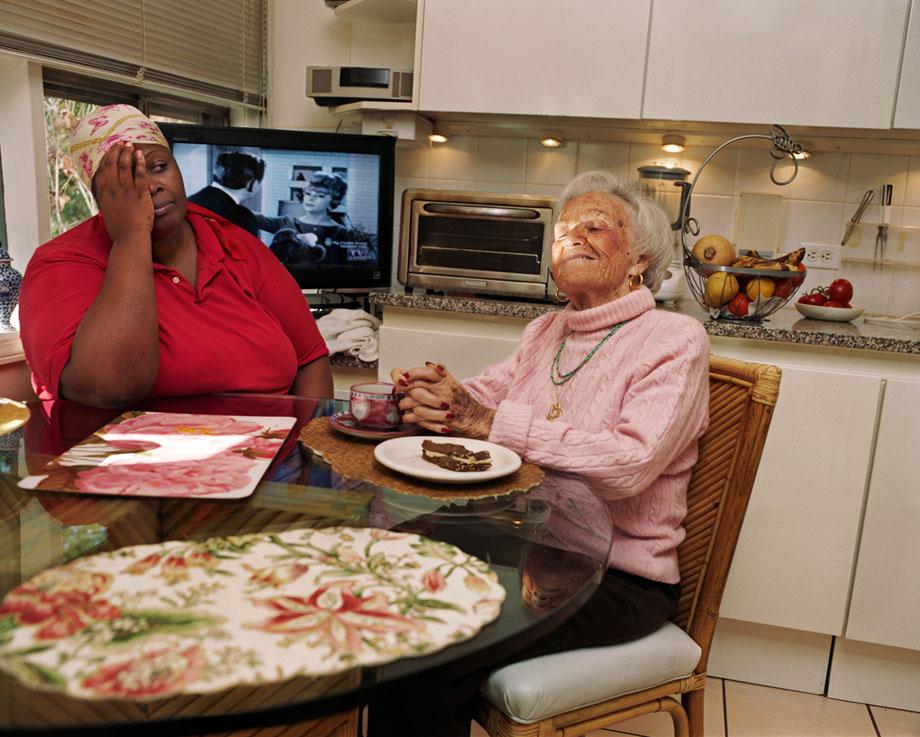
[469,679,920,737]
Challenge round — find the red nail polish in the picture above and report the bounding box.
[437,364,445,372]
[425,361,434,367]
[399,378,408,386]
[440,402,450,410]
[445,412,455,420]
[403,372,410,379]
[441,426,450,433]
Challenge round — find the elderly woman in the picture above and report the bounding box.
[372,170,710,737]
[19,105,332,408]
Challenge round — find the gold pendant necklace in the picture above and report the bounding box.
[546,320,627,421]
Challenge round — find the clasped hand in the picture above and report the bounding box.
[389,363,495,439]
[94,143,154,243]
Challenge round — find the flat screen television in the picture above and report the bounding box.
[159,123,396,292]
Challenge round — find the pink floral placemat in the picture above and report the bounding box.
[0,527,505,701]
[18,411,295,500]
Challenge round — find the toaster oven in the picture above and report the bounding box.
[398,189,556,299]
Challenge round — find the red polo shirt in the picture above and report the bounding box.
[20,203,328,400]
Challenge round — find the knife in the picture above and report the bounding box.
[841,189,875,246]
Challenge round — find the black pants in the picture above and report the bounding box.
[367,568,680,737]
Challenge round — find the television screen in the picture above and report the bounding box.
[159,124,396,292]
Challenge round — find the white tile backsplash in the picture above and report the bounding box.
[845,153,908,205]
[475,137,526,183]
[575,141,630,178]
[429,136,477,181]
[904,156,920,206]
[524,139,577,185]
[736,149,849,202]
[524,182,564,198]
[395,144,429,179]
[688,195,735,243]
[783,201,847,251]
[388,133,920,315]
[888,266,920,317]
[428,178,476,192]
[674,145,738,197]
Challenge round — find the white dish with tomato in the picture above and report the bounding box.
[795,279,862,322]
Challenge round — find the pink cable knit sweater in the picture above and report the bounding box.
[463,287,710,583]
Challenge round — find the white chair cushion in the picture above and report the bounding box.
[480,622,702,724]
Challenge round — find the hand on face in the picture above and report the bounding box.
[94,143,154,243]
[389,363,495,439]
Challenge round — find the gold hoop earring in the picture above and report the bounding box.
[554,288,568,303]
[628,272,644,291]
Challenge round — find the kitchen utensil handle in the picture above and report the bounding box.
[880,184,893,225]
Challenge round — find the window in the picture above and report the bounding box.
[0,1,265,108]
[43,70,231,237]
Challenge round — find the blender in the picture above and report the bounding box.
[637,165,692,303]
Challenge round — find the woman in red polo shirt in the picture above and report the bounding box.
[19,105,332,408]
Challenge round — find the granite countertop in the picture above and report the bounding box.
[369,293,920,356]
[329,353,377,369]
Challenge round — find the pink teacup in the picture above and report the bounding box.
[349,382,404,430]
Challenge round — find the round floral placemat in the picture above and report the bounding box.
[0,527,505,701]
[299,417,544,500]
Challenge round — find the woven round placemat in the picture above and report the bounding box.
[299,417,544,500]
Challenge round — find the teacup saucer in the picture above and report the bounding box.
[328,411,418,441]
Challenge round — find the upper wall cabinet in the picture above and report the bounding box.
[415,0,651,118]
[894,0,920,127]
[643,0,909,129]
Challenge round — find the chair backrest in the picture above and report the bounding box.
[671,354,781,674]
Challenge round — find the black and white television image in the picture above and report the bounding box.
[161,124,395,292]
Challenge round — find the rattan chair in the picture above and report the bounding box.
[475,355,782,737]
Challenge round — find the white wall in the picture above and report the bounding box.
[389,136,920,317]
[267,0,414,131]
[0,56,50,273]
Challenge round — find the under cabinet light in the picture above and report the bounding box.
[661,134,686,153]
[428,125,449,144]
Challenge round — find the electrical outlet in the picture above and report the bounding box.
[801,243,841,270]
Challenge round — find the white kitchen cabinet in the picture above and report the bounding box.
[894,0,920,127]
[415,0,651,118]
[643,0,908,128]
[716,365,880,634]
[843,378,920,651]
[376,307,526,381]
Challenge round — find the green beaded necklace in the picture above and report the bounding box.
[547,320,626,420]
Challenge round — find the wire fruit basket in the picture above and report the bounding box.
[680,125,807,321]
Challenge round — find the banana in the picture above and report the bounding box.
[731,247,805,271]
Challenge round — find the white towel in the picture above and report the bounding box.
[316,309,381,363]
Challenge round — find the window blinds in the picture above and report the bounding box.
[0,0,265,108]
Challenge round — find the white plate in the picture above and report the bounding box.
[795,302,864,322]
[374,436,521,484]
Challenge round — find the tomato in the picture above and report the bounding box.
[798,293,827,306]
[823,300,844,308]
[827,278,854,304]
[775,264,807,299]
[727,292,751,317]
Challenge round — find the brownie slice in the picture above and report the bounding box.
[421,439,492,472]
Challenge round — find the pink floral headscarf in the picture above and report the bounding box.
[70,104,169,189]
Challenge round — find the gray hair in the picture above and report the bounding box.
[555,171,675,293]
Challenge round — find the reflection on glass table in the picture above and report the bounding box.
[0,394,613,736]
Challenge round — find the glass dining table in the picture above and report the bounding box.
[0,393,613,736]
